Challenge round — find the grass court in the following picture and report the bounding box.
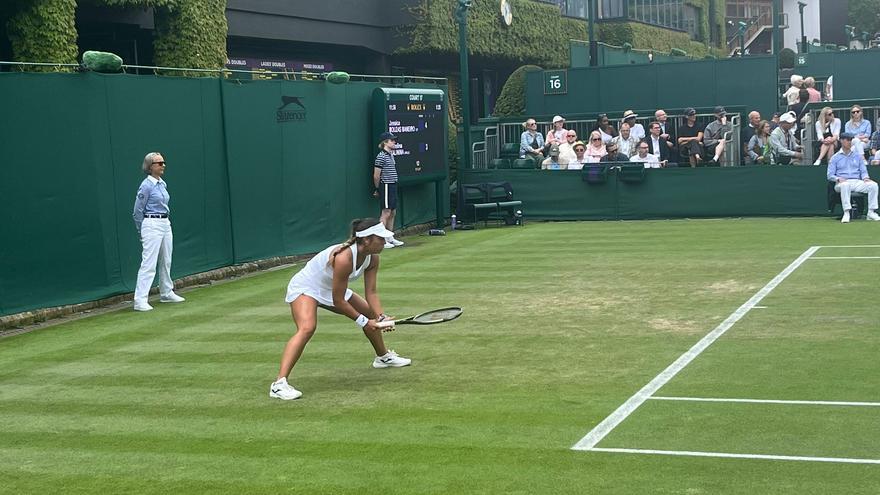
[1,218,879,494]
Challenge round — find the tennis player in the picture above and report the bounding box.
[269,218,411,400]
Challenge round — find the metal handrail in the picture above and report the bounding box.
[727,11,772,53]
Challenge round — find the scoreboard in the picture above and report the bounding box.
[372,88,448,184]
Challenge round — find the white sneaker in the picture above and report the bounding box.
[160,292,185,303]
[390,237,404,246]
[383,242,395,249]
[269,377,302,400]
[841,210,851,223]
[372,350,411,368]
[133,302,153,312]
[813,159,822,166]
[867,210,880,221]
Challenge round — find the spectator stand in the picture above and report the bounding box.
[471,107,743,169]
[800,99,880,166]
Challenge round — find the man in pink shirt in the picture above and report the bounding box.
[804,77,822,103]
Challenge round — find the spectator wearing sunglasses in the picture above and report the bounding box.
[558,129,579,164]
[132,152,185,311]
[600,142,630,163]
[845,105,871,161]
[585,131,608,162]
[519,118,545,160]
[813,107,841,166]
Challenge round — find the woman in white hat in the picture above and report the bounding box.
[269,218,411,400]
[546,115,568,147]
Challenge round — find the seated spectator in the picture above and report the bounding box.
[870,117,880,165]
[546,115,568,147]
[519,118,545,159]
[703,106,732,165]
[558,129,579,164]
[568,141,589,170]
[612,122,640,157]
[769,112,781,131]
[585,131,608,162]
[630,141,661,168]
[646,121,673,166]
[845,105,872,161]
[600,141,630,163]
[621,110,645,141]
[827,132,879,223]
[804,77,822,103]
[747,120,772,164]
[813,107,841,166]
[784,75,804,107]
[541,144,568,170]
[654,109,676,155]
[677,107,704,167]
[742,111,761,159]
[769,112,803,165]
[592,114,616,144]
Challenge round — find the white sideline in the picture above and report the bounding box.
[571,246,820,451]
[650,396,880,407]
[589,448,880,465]
[816,245,880,248]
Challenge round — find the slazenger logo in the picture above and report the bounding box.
[277,96,306,123]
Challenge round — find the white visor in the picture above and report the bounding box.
[355,222,394,240]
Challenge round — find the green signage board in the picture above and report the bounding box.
[796,54,808,66]
[544,70,568,95]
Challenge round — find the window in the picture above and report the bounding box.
[626,0,684,31]
[599,0,625,18]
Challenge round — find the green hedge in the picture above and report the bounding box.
[3,0,227,75]
[493,64,542,117]
[598,21,725,59]
[399,0,586,69]
[6,0,78,71]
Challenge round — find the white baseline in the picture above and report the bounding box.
[650,396,880,407]
[571,246,820,451]
[589,448,880,465]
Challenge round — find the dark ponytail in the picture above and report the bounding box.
[329,217,382,264]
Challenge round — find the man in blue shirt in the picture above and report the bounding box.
[827,133,879,223]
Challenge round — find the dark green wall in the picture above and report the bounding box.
[793,50,880,101]
[526,56,779,120]
[459,167,830,221]
[0,72,446,316]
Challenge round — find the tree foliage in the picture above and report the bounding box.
[848,0,880,38]
[493,64,542,117]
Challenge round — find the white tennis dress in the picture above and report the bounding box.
[285,243,372,306]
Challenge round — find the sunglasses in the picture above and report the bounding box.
[152,161,166,165]
[591,138,601,141]
[852,110,861,114]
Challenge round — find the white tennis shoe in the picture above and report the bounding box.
[269,377,302,400]
[841,210,851,223]
[160,292,185,303]
[372,350,411,368]
[383,242,395,249]
[867,210,880,221]
[389,237,404,246]
[133,302,153,312]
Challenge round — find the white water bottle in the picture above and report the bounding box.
[451,214,456,230]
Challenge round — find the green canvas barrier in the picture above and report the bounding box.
[0,72,446,317]
[790,50,880,102]
[459,166,829,221]
[526,56,779,120]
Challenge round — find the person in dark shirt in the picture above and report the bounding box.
[677,107,704,167]
[600,141,630,163]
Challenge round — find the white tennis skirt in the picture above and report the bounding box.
[285,281,353,306]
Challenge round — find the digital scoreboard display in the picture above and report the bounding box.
[372,88,448,184]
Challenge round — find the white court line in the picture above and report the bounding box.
[589,448,880,465]
[650,396,880,407]
[571,246,820,451]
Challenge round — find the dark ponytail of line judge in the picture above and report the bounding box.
[329,217,382,264]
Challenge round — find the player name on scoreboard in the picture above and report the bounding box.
[372,88,447,183]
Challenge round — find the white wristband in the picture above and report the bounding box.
[355,314,369,328]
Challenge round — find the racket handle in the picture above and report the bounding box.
[375,320,396,329]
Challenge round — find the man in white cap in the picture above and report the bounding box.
[769,111,802,164]
[828,133,879,223]
[622,110,645,141]
[546,115,568,147]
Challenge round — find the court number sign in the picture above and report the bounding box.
[544,70,567,95]
[796,54,808,67]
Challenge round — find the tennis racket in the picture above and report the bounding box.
[375,307,462,330]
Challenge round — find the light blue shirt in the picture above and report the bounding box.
[845,119,872,138]
[827,148,870,181]
[133,175,170,233]
[520,131,544,158]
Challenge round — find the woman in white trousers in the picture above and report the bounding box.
[132,152,184,311]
